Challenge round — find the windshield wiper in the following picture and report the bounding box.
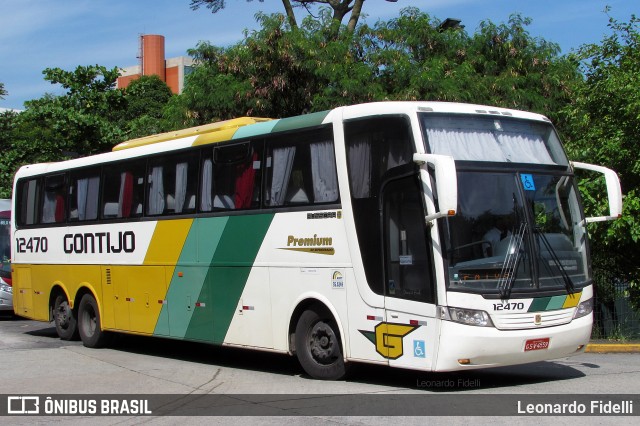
[498,222,526,299]
[534,227,576,294]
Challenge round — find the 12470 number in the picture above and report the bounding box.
[16,236,48,253]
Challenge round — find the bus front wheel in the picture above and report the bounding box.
[77,294,110,348]
[295,308,347,380]
[53,294,78,341]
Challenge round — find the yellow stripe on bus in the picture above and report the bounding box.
[562,291,582,308]
[144,219,193,265]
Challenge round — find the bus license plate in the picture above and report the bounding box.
[524,338,550,351]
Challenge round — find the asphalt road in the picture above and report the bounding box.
[1,312,639,424]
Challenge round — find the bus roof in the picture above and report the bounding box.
[112,117,273,151]
[14,102,552,179]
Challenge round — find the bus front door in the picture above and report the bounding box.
[382,174,438,371]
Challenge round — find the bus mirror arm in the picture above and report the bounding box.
[413,153,458,223]
[571,161,623,223]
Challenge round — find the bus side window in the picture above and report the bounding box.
[265,129,337,207]
[212,142,262,211]
[148,152,199,216]
[68,169,100,222]
[102,161,145,219]
[17,178,41,226]
[42,174,66,224]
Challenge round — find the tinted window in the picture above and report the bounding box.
[41,174,66,224]
[68,168,100,222]
[345,116,415,295]
[17,178,41,226]
[265,129,338,207]
[101,160,145,219]
[147,152,199,216]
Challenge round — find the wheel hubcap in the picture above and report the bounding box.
[309,322,337,364]
[56,303,70,329]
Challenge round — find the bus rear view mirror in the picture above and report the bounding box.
[413,153,457,223]
[571,161,623,223]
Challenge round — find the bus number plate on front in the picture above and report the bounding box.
[524,338,550,351]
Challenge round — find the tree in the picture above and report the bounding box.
[0,82,6,100]
[0,109,18,198]
[168,8,579,127]
[562,14,640,312]
[0,65,128,196]
[189,0,366,31]
[368,9,580,124]
[123,75,173,138]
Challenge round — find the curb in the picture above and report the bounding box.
[585,343,640,353]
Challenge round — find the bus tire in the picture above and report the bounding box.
[295,308,347,380]
[77,294,110,348]
[53,294,79,341]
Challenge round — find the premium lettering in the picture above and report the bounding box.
[287,234,332,247]
[63,231,135,254]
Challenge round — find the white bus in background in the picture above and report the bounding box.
[1,199,12,313]
[11,102,622,379]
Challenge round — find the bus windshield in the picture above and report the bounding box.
[441,171,588,295]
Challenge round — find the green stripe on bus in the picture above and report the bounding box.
[271,110,329,133]
[154,216,229,338]
[232,120,279,140]
[185,214,274,343]
[546,295,567,310]
[528,297,552,312]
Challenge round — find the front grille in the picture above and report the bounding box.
[492,309,574,330]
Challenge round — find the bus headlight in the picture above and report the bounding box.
[440,306,494,327]
[574,298,593,319]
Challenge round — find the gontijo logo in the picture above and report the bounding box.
[359,322,419,359]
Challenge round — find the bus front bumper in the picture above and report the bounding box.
[434,314,592,371]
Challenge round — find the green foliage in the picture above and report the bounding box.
[0,82,7,99]
[562,14,640,309]
[170,8,577,125]
[0,110,19,198]
[21,66,126,156]
[0,67,176,197]
[123,75,173,138]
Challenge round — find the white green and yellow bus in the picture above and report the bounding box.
[11,102,622,380]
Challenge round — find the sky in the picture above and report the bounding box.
[0,0,636,111]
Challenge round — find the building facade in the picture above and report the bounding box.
[117,35,193,95]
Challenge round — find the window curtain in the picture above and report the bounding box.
[269,146,296,206]
[77,177,99,220]
[235,151,257,209]
[347,136,372,199]
[174,162,188,213]
[426,123,557,164]
[200,158,213,211]
[42,191,56,223]
[310,141,338,203]
[495,132,555,164]
[118,171,134,218]
[148,166,165,215]
[426,127,505,162]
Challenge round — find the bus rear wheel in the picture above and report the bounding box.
[53,294,78,341]
[77,294,110,348]
[295,308,347,380]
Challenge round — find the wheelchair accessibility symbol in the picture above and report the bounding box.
[413,340,426,358]
[520,174,536,191]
